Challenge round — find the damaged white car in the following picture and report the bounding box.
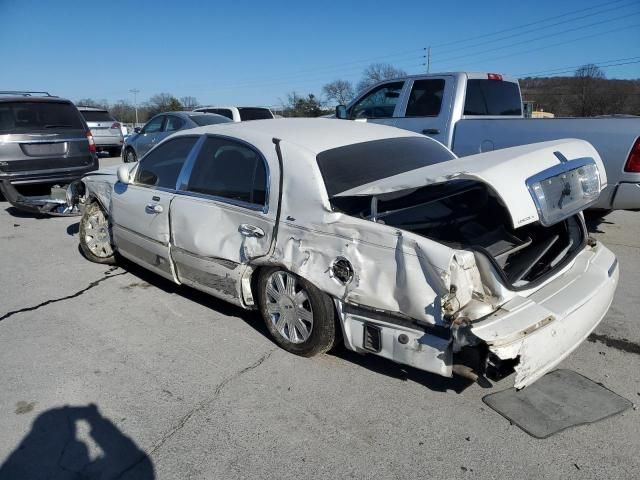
[72,118,618,388]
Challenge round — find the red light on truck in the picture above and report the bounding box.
[487,73,503,81]
[624,137,640,172]
[111,122,121,129]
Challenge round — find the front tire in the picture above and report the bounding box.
[258,268,336,357]
[79,202,116,264]
[124,148,137,163]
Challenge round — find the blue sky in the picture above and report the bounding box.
[1,0,639,107]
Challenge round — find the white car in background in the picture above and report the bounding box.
[193,106,274,122]
[71,119,618,389]
[77,106,124,157]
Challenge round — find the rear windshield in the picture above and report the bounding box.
[238,108,273,121]
[80,110,114,122]
[0,101,85,133]
[189,114,232,126]
[463,79,522,116]
[316,136,456,197]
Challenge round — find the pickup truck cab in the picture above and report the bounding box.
[336,72,640,211]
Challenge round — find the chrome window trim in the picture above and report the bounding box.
[176,133,271,215]
[525,156,600,226]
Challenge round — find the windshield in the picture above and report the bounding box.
[189,114,232,126]
[316,136,456,197]
[0,101,85,133]
[80,110,115,122]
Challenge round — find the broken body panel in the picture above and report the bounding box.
[75,120,617,388]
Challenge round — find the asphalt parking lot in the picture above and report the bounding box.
[0,156,639,479]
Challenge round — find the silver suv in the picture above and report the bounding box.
[77,106,124,157]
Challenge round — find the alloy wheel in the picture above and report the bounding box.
[265,271,314,344]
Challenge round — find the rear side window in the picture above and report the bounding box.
[80,110,114,122]
[164,116,185,132]
[463,79,522,116]
[0,101,85,133]
[405,79,445,117]
[238,108,273,121]
[189,114,232,126]
[136,136,198,189]
[186,137,267,207]
[199,108,233,120]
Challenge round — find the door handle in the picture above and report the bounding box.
[145,203,163,214]
[239,224,265,238]
[422,128,440,135]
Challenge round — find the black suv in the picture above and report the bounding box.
[0,91,99,215]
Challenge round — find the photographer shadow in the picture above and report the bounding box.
[0,404,154,479]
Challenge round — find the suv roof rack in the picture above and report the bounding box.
[0,90,55,97]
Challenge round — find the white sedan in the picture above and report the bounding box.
[72,118,618,388]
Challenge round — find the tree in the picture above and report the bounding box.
[281,92,326,117]
[322,79,355,105]
[146,93,183,116]
[75,98,109,109]
[180,96,199,110]
[571,64,606,117]
[109,100,136,123]
[356,63,407,92]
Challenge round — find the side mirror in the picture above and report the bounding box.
[134,127,141,133]
[335,105,348,120]
[117,164,132,184]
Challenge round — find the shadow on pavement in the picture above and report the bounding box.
[584,210,614,234]
[0,404,154,479]
[67,221,80,236]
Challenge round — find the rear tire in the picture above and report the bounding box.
[258,267,336,357]
[124,148,137,163]
[79,202,116,264]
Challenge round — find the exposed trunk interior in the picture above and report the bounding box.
[331,179,585,288]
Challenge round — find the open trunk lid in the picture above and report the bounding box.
[335,139,606,230]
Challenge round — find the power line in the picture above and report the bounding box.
[432,11,639,66]
[430,0,630,48]
[435,22,640,69]
[515,56,640,76]
[434,0,639,56]
[521,59,640,78]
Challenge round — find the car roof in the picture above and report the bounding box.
[77,106,109,111]
[179,117,423,154]
[0,96,71,103]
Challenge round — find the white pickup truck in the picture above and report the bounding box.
[335,72,640,211]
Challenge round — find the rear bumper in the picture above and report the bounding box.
[471,243,618,388]
[0,163,97,215]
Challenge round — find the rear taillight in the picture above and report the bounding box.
[624,137,640,172]
[111,122,121,129]
[86,131,96,153]
[487,73,503,81]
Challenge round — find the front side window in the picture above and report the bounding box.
[142,116,164,134]
[164,115,184,132]
[186,137,267,207]
[349,82,404,119]
[405,79,445,117]
[136,136,198,188]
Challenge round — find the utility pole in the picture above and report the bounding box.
[425,46,432,73]
[129,88,140,125]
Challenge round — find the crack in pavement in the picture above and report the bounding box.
[115,348,276,479]
[0,267,126,322]
[588,333,640,355]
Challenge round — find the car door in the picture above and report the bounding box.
[111,135,200,280]
[390,76,453,145]
[347,81,408,127]
[170,135,276,304]
[135,115,165,157]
